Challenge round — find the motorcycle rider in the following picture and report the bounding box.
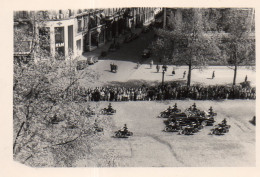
[208,106,213,115]
[221,118,227,126]
[192,103,197,111]
[107,103,113,112]
[172,103,178,112]
[167,106,172,112]
[120,124,128,134]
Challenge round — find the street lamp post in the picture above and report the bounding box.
[162,69,165,86]
[162,65,167,86]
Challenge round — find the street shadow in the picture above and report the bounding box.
[111,136,129,139]
[104,70,112,72]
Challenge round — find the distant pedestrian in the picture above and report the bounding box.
[245,75,248,82]
[150,60,153,69]
[156,64,160,72]
[172,68,175,76]
[183,71,186,79]
[212,71,215,79]
[136,62,140,69]
[110,62,113,72]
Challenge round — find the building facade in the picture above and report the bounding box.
[14,8,161,61]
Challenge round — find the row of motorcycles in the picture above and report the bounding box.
[159,103,231,135]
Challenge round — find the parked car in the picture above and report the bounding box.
[87,56,98,65]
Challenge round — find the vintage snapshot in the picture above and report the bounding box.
[13,8,255,167]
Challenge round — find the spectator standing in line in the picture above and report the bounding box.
[183,71,186,79]
[212,71,215,79]
[150,60,153,69]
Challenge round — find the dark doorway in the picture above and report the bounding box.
[68,25,73,53]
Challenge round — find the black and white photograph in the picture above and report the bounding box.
[1,0,259,176]
[12,7,256,167]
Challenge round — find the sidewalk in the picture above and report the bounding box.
[81,28,143,60]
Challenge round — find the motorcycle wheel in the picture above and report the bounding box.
[215,129,220,135]
[100,109,105,114]
[115,131,121,138]
[178,130,183,135]
[183,129,188,135]
[164,127,170,132]
[201,120,207,126]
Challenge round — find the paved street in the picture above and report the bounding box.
[76,100,255,167]
[81,30,256,87]
[76,28,256,167]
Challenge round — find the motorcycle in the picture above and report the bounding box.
[100,108,116,115]
[178,125,199,135]
[210,124,231,135]
[114,129,133,138]
[164,122,182,132]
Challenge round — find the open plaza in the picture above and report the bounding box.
[13,8,256,167]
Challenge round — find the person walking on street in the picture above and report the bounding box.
[156,64,160,72]
[183,71,186,79]
[212,71,215,79]
[150,60,153,69]
[245,75,248,82]
[172,68,175,77]
[136,62,140,69]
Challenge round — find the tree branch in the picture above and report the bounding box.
[13,121,25,153]
[52,133,82,147]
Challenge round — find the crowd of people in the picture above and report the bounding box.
[74,83,256,102]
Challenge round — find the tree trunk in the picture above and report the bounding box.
[232,45,238,85]
[163,8,166,29]
[187,63,192,87]
[233,65,237,85]
[13,121,25,154]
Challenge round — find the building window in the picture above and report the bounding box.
[84,16,89,30]
[76,39,81,51]
[78,18,82,32]
[68,9,72,17]
[55,27,65,58]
